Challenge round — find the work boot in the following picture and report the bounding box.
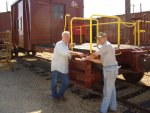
[108,109,116,112]
[59,96,67,102]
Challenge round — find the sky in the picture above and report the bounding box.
[0,0,149,17]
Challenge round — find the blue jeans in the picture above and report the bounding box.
[100,65,118,113]
[51,71,69,98]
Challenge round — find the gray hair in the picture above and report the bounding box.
[62,31,70,37]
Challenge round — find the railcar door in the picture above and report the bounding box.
[51,3,65,44]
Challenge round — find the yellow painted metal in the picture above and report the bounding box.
[72,21,135,27]
[134,22,137,45]
[137,20,141,46]
[140,30,146,33]
[99,21,136,46]
[117,18,121,47]
[64,14,70,31]
[96,20,99,40]
[70,17,99,51]
[90,14,121,53]
[90,16,93,53]
[136,20,150,46]
[79,26,82,43]
[70,14,139,53]
[70,19,73,51]
[121,22,136,28]
[146,21,150,24]
[72,24,95,28]
[99,22,118,25]
[70,17,91,50]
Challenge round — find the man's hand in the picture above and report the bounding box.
[70,51,84,57]
[80,56,90,61]
[80,56,101,64]
[69,43,75,49]
[77,52,84,57]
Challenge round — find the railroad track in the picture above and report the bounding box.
[15,55,150,113]
[116,81,150,113]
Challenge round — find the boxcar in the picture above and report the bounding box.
[0,12,11,49]
[11,0,84,55]
[0,12,11,32]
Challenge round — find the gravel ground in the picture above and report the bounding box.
[117,85,143,98]
[128,90,150,110]
[0,52,149,113]
[0,61,129,113]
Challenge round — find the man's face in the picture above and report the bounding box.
[97,37,104,45]
[63,34,70,44]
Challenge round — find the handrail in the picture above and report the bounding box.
[145,21,150,24]
[134,22,137,46]
[79,26,82,43]
[137,20,141,46]
[70,17,99,50]
[137,20,150,46]
[121,22,136,27]
[70,14,140,53]
[71,21,135,28]
[64,14,70,31]
[90,14,121,53]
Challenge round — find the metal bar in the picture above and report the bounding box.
[137,20,140,46]
[80,26,82,43]
[71,21,135,28]
[70,17,91,51]
[145,21,150,24]
[118,18,121,48]
[90,14,121,50]
[90,17,93,53]
[134,22,137,45]
[70,19,73,51]
[70,17,99,52]
[64,14,70,31]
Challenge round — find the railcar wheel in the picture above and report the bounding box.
[123,72,144,84]
[32,51,36,56]
[12,46,18,58]
[27,51,36,56]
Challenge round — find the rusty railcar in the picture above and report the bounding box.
[11,0,84,55]
[69,15,150,88]
[0,12,11,50]
[0,12,11,32]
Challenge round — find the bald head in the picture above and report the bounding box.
[62,31,70,44]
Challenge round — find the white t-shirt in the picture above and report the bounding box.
[51,40,71,74]
[96,41,117,67]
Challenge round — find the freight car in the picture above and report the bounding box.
[0,12,11,49]
[11,0,149,87]
[0,12,11,32]
[68,15,150,88]
[11,0,84,56]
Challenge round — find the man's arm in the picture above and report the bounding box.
[84,52,99,60]
[80,52,101,63]
[88,58,101,64]
[70,51,84,57]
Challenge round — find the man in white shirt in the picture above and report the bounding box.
[84,32,118,113]
[51,31,84,100]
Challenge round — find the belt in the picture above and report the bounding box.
[103,64,118,68]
